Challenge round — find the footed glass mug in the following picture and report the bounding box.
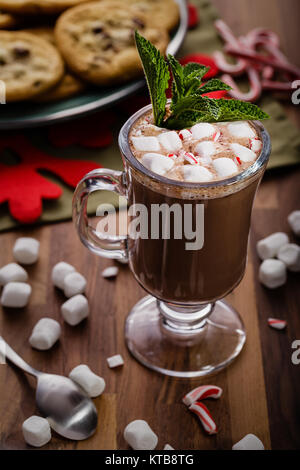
[73,103,271,377]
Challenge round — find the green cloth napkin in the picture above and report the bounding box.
[0,0,299,232]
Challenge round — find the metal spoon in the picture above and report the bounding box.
[0,336,98,440]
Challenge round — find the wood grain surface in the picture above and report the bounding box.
[0,0,299,451]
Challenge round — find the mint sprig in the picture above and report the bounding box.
[134,31,169,127]
[134,33,270,128]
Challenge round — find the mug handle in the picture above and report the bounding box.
[72,168,128,262]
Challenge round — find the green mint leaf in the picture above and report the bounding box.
[134,36,270,129]
[164,96,269,129]
[195,79,232,95]
[168,55,184,107]
[135,31,169,126]
[168,56,210,108]
[210,98,270,121]
[165,95,216,129]
[182,63,209,96]
[183,62,209,80]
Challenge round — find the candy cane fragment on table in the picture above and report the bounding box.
[268,318,287,330]
[182,385,223,407]
[189,402,218,435]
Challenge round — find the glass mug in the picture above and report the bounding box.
[73,104,271,377]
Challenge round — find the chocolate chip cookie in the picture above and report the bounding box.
[24,27,85,101]
[0,31,64,101]
[54,0,169,86]
[128,0,180,31]
[0,10,18,28]
[0,0,90,15]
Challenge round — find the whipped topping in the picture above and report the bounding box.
[129,114,262,182]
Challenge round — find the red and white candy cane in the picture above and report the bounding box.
[214,20,300,99]
[221,67,262,102]
[214,20,247,76]
[268,318,287,330]
[182,385,222,406]
[189,402,218,435]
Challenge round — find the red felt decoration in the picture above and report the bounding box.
[188,3,199,29]
[180,54,219,79]
[48,111,116,148]
[0,134,100,223]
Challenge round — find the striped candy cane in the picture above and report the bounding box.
[189,402,218,435]
[182,385,223,407]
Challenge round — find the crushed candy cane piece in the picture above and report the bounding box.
[189,402,218,435]
[268,318,287,330]
[183,385,223,406]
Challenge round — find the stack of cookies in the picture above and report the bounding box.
[0,0,179,102]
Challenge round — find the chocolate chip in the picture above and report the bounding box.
[0,58,6,66]
[133,18,145,29]
[103,42,113,51]
[33,80,42,87]
[13,47,30,59]
[92,26,103,34]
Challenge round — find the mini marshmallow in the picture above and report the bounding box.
[191,123,215,139]
[259,259,287,289]
[232,434,264,450]
[227,121,256,139]
[51,261,76,289]
[61,294,89,326]
[198,156,213,166]
[29,318,61,351]
[257,232,289,260]
[102,266,119,278]
[250,138,262,152]
[277,243,300,272]
[0,263,28,286]
[141,153,174,176]
[124,420,158,450]
[132,136,160,152]
[195,140,217,158]
[22,416,51,447]
[288,210,300,236]
[13,237,40,265]
[63,272,87,298]
[182,165,213,182]
[69,364,105,398]
[230,143,256,162]
[1,282,31,308]
[107,354,124,368]
[164,444,174,450]
[213,158,238,178]
[158,131,182,152]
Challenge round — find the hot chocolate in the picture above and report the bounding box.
[125,112,265,304]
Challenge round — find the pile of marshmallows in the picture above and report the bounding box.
[122,384,264,450]
[0,237,124,447]
[257,210,300,289]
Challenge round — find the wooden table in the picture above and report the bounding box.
[0,0,299,451]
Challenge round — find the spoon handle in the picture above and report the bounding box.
[0,336,41,378]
